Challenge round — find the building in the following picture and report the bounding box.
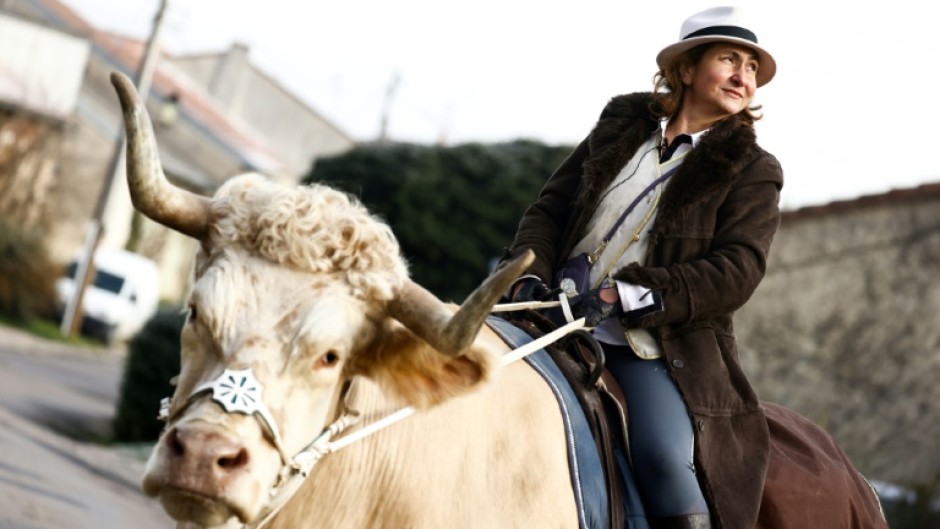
[0,11,89,231]
[1,0,356,301]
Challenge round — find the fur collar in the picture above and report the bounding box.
[578,92,763,226]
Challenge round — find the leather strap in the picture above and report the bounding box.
[599,163,682,247]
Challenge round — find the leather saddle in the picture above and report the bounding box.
[502,309,633,529]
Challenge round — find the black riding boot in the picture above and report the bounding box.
[650,513,712,529]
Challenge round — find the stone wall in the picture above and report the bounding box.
[736,183,940,486]
[0,112,63,232]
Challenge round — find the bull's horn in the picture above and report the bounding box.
[110,71,210,239]
[387,250,535,356]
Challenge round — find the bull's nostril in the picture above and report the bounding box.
[217,448,249,469]
[167,428,185,457]
[165,426,248,476]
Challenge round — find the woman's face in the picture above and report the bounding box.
[680,43,759,121]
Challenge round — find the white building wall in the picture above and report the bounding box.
[0,13,90,119]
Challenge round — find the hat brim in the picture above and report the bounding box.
[656,36,776,87]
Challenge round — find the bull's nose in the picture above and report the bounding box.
[165,425,251,490]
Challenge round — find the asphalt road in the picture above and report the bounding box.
[0,325,174,529]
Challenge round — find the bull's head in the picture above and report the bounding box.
[110,71,532,527]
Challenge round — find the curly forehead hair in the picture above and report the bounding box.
[650,42,762,124]
[207,173,409,301]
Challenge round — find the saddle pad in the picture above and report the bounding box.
[486,316,608,529]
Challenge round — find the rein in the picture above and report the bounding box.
[159,302,582,529]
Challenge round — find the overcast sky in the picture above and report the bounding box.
[59,0,940,209]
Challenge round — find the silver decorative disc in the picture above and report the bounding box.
[209,368,265,415]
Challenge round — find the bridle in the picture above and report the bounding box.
[157,305,583,529]
[158,367,364,529]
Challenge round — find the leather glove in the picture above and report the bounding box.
[568,288,622,327]
[512,278,553,302]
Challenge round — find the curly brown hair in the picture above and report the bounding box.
[649,42,762,125]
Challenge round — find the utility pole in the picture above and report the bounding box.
[377,72,400,144]
[60,0,170,338]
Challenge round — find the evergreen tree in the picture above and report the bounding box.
[304,140,572,301]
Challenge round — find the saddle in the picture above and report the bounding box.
[501,309,633,529]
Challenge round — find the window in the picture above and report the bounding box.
[63,262,125,294]
[93,270,125,294]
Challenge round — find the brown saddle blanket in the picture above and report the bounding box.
[505,311,887,529]
[759,402,887,529]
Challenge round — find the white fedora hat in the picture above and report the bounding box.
[656,6,776,87]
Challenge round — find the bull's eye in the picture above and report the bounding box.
[187,305,197,324]
[316,350,340,369]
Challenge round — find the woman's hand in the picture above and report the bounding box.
[512,278,553,302]
[569,288,621,326]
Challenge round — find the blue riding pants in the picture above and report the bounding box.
[604,344,710,517]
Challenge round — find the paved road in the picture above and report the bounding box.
[0,325,174,529]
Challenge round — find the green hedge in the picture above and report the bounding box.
[113,306,184,442]
[304,140,572,301]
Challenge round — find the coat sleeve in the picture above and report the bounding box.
[498,136,590,283]
[613,153,784,327]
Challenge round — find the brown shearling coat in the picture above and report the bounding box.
[502,92,782,529]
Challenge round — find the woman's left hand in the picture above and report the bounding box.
[569,288,621,326]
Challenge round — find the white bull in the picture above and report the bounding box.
[111,72,581,529]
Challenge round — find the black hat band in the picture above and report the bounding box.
[683,25,758,44]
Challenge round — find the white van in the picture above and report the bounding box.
[56,248,160,343]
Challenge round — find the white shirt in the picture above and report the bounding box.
[577,120,706,358]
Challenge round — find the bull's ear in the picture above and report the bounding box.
[348,323,499,410]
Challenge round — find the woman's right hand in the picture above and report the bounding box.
[512,278,552,302]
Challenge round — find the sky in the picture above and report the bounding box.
[58,0,940,210]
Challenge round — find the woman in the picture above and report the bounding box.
[501,7,782,529]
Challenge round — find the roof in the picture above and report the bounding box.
[91,32,294,176]
[782,181,940,224]
[172,48,355,145]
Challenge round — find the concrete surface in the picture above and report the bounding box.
[0,325,174,529]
